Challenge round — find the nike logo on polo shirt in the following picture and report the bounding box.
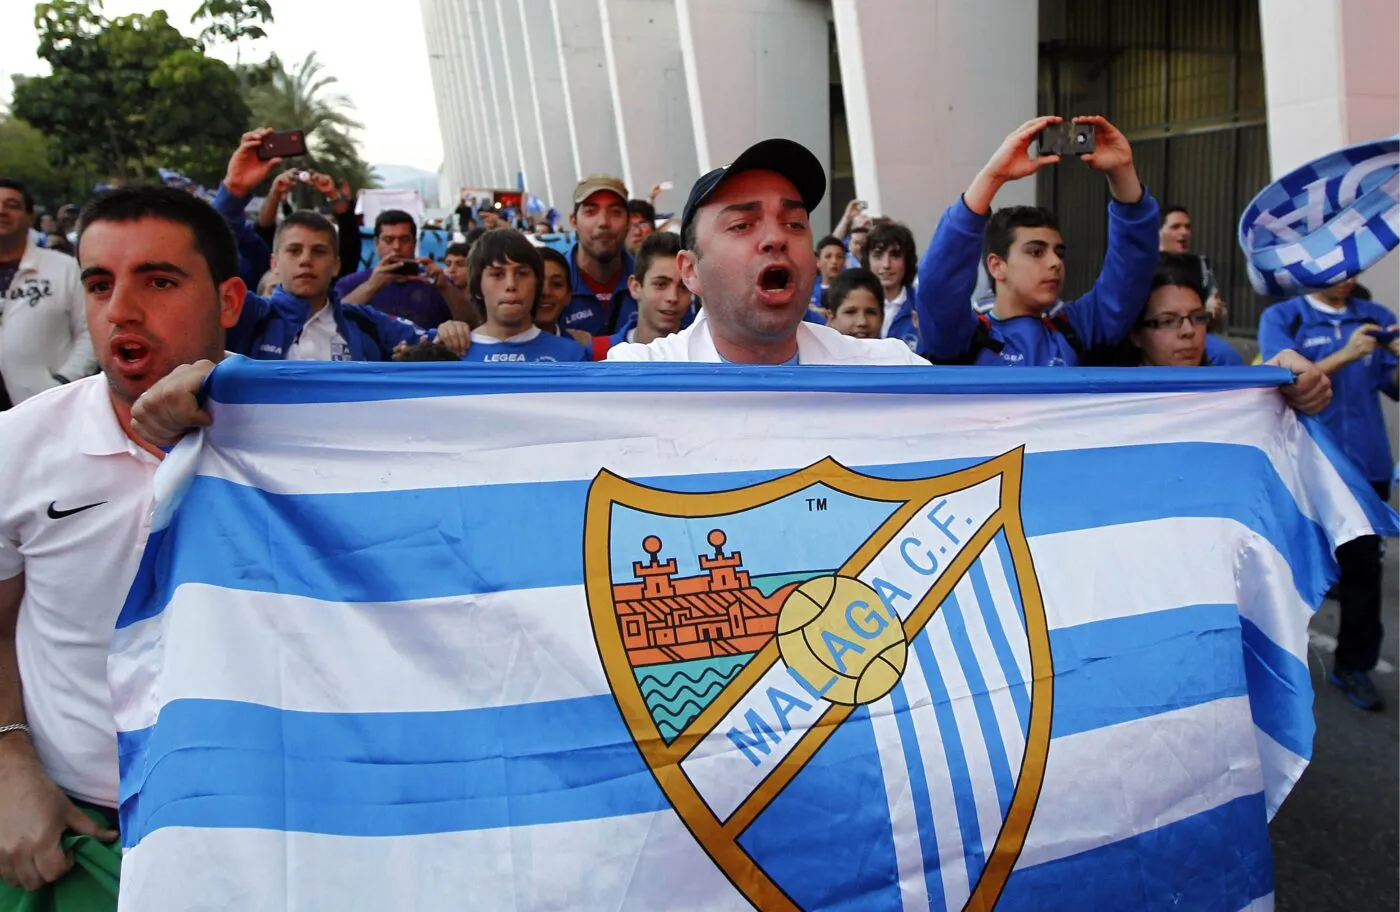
[47,501,107,519]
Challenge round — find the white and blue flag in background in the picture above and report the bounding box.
[110,361,1397,911]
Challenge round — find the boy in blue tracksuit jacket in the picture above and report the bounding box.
[1258,276,1398,708]
[917,115,1158,366]
[228,285,430,361]
[210,188,446,362]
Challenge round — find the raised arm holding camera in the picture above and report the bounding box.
[208,129,471,362]
[916,114,1157,367]
[336,211,480,327]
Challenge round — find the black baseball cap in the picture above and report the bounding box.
[679,138,826,245]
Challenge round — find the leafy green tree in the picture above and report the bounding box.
[191,0,273,64]
[12,1,249,187]
[245,52,378,195]
[0,116,86,209]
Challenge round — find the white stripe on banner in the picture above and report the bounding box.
[977,543,1032,683]
[1294,412,1385,544]
[110,517,1308,734]
[1014,695,1263,870]
[109,582,604,734]
[922,605,1004,878]
[200,389,1317,516]
[889,634,972,908]
[865,698,931,912]
[951,571,1027,766]
[1254,726,1309,819]
[1030,518,1310,666]
[116,811,743,912]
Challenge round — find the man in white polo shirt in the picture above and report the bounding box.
[0,185,245,901]
[605,140,926,366]
[0,179,96,406]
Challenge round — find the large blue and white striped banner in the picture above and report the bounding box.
[110,361,1396,911]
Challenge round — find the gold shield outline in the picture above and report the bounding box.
[584,448,1053,911]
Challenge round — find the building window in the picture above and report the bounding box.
[1038,0,1267,334]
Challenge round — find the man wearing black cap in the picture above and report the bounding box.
[560,175,638,338]
[607,139,925,365]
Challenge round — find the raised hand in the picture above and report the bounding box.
[1072,115,1142,203]
[225,128,283,198]
[269,170,298,199]
[310,172,338,199]
[965,116,1062,214]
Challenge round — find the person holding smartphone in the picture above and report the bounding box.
[1258,273,1400,711]
[336,210,479,329]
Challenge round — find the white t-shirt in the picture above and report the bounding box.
[883,287,908,338]
[0,375,159,806]
[287,305,350,361]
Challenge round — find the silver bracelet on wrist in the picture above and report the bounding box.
[0,722,30,739]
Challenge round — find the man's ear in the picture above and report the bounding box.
[569,212,578,230]
[677,249,702,298]
[219,277,249,329]
[627,274,643,299]
[987,253,1008,284]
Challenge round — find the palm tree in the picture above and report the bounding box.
[245,52,377,194]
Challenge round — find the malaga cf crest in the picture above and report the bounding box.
[584,449,1053,911]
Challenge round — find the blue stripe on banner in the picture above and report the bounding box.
[1240,617,1314,759]
[942,590,1017,814]
[115,606,1258,845]
[116,442,1334,630]
[967,555,1031,735]
[887,682,948,912]
[204,358,1296,404]
[996,792,1274,912]
[117,695,666,848]
[115,526,168,637]
[913,632,985,889]
[738,705,905,912]
[1049,603,1247,739]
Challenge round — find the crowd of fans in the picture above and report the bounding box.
[0,111,1395,900]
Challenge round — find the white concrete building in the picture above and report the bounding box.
[421,0,1398,328]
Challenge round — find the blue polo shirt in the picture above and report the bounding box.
[1259,294,1399,483]
[558,244,637,336]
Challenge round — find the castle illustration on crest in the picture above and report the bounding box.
[612,530,798,667]
[610,530,810,742]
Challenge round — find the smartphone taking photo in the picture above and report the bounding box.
[257,129,309,162]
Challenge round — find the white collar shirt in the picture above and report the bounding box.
[287,305,349,361]
[606,310,928,365]
[882,287,908,338]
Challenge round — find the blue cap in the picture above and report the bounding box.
[1239,135,1399,295]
